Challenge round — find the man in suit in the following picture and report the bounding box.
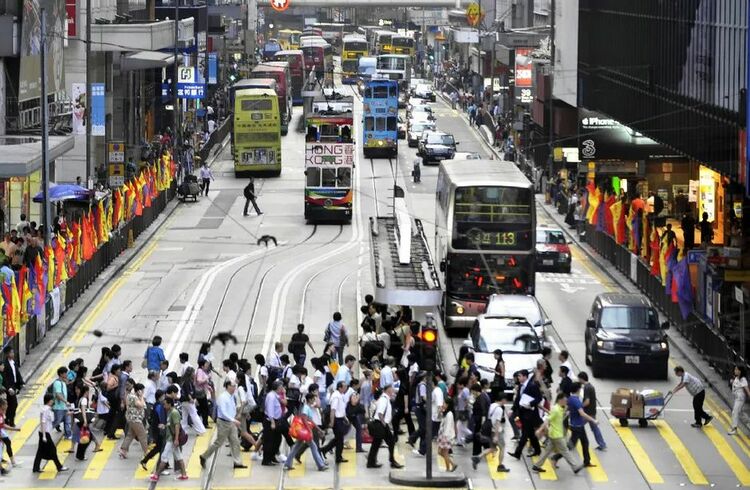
[507,369,542,459]
[2,346,23,426]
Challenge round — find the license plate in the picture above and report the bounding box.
[543,259,554,266]
[625,355,640,364]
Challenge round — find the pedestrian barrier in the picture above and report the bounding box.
[198,117,231,163]
[584,223,745,377]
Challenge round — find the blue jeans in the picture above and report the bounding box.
[53,408,71,438]
[587,420,606,449]
[286,439,326,470]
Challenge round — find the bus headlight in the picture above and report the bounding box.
[455,305,465,315]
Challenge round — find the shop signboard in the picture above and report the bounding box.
[208,53,218,85]
[91,83,105,136]
[514,48,534,105]
[176,83,206,99]
[578,108,684,161]
[454,28,478,44]
[66,0,77,37]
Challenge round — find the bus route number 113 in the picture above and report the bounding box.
[470,231,516,247]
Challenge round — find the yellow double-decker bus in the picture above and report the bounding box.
[375,30,395,54]
[341,33,369,84]
[233,88,282,177]
[392,34,415,56]
[278,29,302,50]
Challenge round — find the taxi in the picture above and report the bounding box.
[535,225,572,273]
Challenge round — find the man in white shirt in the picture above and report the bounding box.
[199,381,245,469]
[178,353,193,379]
[207,119,216,134]
[380,358,394,388]
[267,343,283,369]
[222,360,237,387]
[320,381,350,463]
[559,350,574,379]
[672,365,712,428]
[366,384,403,469]
[335,355,355,387]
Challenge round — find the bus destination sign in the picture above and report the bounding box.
[305,143,355,166]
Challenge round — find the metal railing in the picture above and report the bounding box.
[198,118,231,163]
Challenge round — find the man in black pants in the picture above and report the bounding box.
[507,369,542,459]
[243,178,263,216]
[321,382,350,463]
[367,384,403,469]
[262,381,285,466]
[471,382,491,456]
[2,346,23,427]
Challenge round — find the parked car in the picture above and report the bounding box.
[584,293,670,379]
[536,226,572,273]
[444,151,481,162]
[485,294,551,342]
[397,116,406,139]
[407,121,436,147]
[419,131,457,164]
[413,83,436,102]
[407,102,434,121]
[465,316,543,392]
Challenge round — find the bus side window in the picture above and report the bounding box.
[386,117,397,131]
[365,117,375,131]
[306,167,321,187]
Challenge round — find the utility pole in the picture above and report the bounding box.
[547,0,555,178]
[173,0,181,168]
[85,0,92,186]
[40,9,52,247]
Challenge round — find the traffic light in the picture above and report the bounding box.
[420,316,439,372]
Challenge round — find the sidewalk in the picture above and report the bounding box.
[437,90,749,428]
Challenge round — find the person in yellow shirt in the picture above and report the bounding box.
[531,393,583,474]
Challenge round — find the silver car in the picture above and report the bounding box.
[485,294,551,342]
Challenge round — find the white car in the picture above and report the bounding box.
[444,152,481,162]
[413,83,436,101]
[407,121,436,147]
[465,316,543,391]
[485,294,551,342]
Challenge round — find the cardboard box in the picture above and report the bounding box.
[630,392,645,418]
[611,406,628,418]
[610,388,632,413]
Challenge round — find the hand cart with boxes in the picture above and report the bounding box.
[610,388,673,427]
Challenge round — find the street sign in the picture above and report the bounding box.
[465,2,483,27]
[270,0,289,12]
[178,66,195,84]
[107,142,125,163]
[176,83,206,99]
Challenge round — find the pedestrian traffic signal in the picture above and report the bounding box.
[420,323,439,371]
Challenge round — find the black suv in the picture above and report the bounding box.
[420,131,457,164]
[585,293,670,379]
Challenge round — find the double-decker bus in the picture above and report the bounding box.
[313,22,345,48]
[341,34,369,84]
[233,88,282,177]
[277,29,302,50]
[374,30,395,54]
[391,34,415,56]
[250,63,293,135]
[435,160,536,330]
[301,36,332,81]
[376,54,411,84]
[304,96,355,222]
[229,78,278,153]
[272,50,304,105]
[362,78,398,157]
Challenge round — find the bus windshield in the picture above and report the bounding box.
[368,85,391,98]
[392,37,414,47]
[452,186,533,250]
[342,59,358,73]
[344,41,368,52]
[377,57,406,70]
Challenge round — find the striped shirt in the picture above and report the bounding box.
[681,372,704,396]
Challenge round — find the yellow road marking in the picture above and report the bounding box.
[233,451,252,478]
[134,448,154,479]
[705,397,750,459]
[187,427,214,479]
[9,418,40,455]
[83,436,118,479]
[485,451,508,480]
[38,437,73,479]
[569,246,616,292]
[652,420,708,485]
[576,444,607,482]
[610,419,664,483]
[531,454,558,481]
[339,446,356,477]
[288,451,305,477]
[703,425,750,485]
[393,440,405,466]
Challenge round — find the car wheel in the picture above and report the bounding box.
[661,363,669,380]
[638,418,648,428]
[584,345,591,366]
[592,362,604,378]
[563,265,572,274]
[619,418,629,427]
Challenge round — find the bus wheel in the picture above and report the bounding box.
[281,128,289,136]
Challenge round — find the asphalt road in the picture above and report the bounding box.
[3,81,750,490]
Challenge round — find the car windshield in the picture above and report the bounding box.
[537,230,566,244]
[477,325,541,353]
[427,133,454,145]
[600,306,659,330]
[412,123,432,132]
[486,300,542,325]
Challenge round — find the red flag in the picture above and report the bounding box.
[82,214,94,261]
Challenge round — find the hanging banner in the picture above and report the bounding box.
[514,48,533,87]
[208,52,218,85]
[71,82,86,134]
[91,83,105,136]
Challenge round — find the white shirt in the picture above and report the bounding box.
[179,362,193,378]
[289,374,301,390]
[329,390,347,418]
[158,373,170,391]
[375,394,392,425]
[343,387,355,404]
[144,379,157,404]
[208,119,216,133]
[380,366,394,388]
[733,377,748,402]
[96,392,109,415]
[199,166,213,180]
[681,372,704,396]
[223,369,237,387]
[431,386,444,422]
[561,360,574,379]
[267,352,282,369]
[39,405,54,434]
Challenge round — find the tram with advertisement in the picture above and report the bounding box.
[272,50,305,105]
[233,88,282,177]
[341,34,369,84]
[304,96,355,222]
[362,78,398,157]
[435,160,536,330]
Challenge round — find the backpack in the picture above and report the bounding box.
[46,379,61,397]
[244,182,255,200]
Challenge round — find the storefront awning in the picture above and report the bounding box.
[0,135,74,178]
[120,51,177,71]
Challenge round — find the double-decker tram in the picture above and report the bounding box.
[304,96,355,222]
[435,160,536,330]
[341,34,369,84]
[233,88,282,177]
[362,78,398,157]
[376,54,411,83]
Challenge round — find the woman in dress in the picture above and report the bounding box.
[437,398,457,472]
[729,365,750,435]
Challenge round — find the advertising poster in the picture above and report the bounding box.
[514,48,533,87]
[91,83,105,136]
[208,53,218,84]
[19,0,65,102]
[71,82,85,134]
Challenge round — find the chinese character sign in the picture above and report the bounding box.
[91,83,106,136]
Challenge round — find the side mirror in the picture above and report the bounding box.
[586,318,596,330]
[661,321,670,330]
[543,318,553,327]
[439,260,446,272]
[455,142,460,146]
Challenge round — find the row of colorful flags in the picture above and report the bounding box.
[0,154,175,346]
[582,182,694,319]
